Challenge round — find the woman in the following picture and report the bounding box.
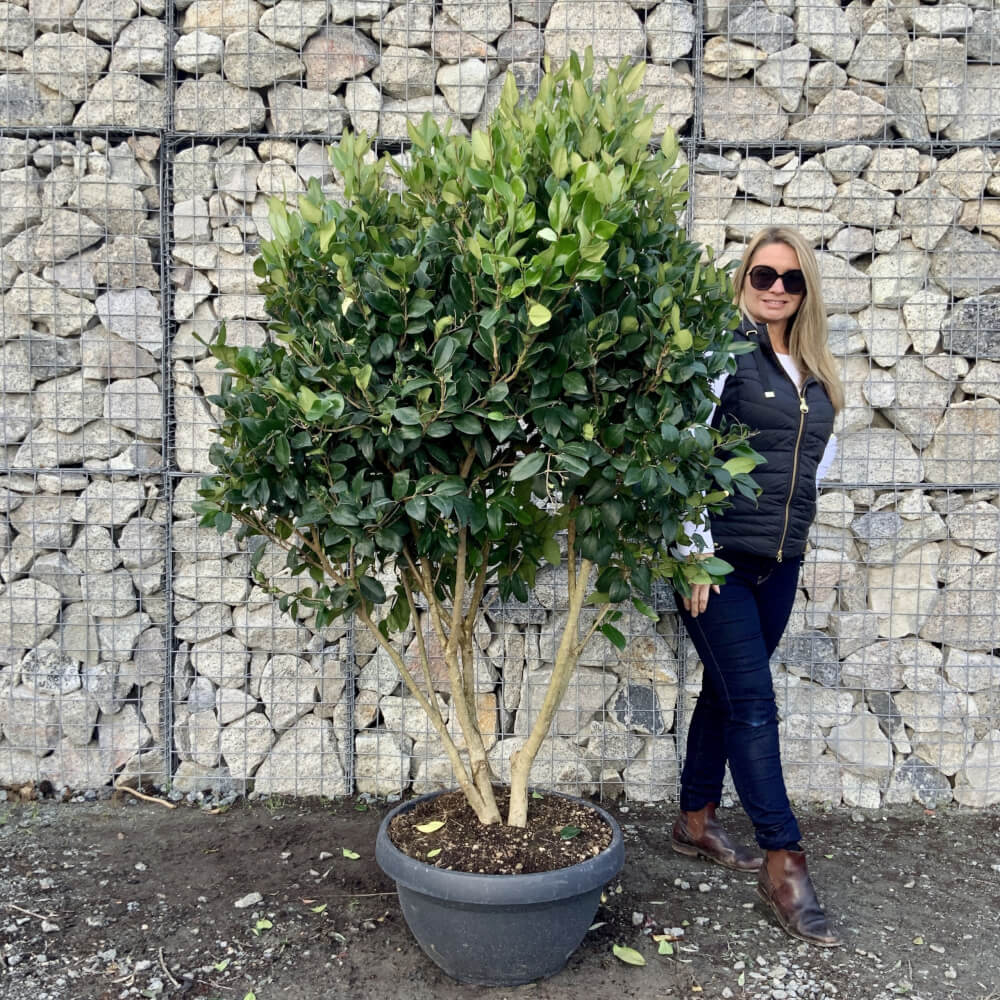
[671,227,844,947]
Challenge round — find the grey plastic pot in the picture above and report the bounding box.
[375,790,625,986]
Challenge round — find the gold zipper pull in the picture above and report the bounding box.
[799,396,809,413]
[776,549,783,563]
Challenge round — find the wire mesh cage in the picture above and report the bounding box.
[1,0,999,809]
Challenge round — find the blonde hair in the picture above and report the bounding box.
[733,227,844,413]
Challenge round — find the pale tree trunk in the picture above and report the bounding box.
[506,557,594,827]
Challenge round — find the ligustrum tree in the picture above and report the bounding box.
[195,51,760,829]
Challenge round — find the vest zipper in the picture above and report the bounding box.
[777,391,809,563]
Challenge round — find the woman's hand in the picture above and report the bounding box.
[683,582,720,618]
[683,552,720,618]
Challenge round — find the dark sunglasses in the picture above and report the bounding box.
[747,265,806,296]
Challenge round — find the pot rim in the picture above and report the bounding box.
[375,788,625,906]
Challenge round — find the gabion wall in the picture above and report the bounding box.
[1,0,999,809]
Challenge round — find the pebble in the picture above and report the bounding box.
[698,882,711,892]
[233,892,263,909]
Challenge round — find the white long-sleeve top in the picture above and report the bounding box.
[675,355,837,558]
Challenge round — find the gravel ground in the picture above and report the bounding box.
[1,790,998,1000]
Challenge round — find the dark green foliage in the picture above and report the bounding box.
[195,52,760,631]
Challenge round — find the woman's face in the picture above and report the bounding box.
[742,241,805,334]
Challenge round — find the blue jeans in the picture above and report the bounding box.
[676,550,803,851]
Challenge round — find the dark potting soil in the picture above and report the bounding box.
[387,788,613,874]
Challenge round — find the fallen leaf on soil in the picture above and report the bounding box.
[560,825,582,840]
[311,904,327,913]
[342,848,360,860]
[613,944,646,966]
[913,936,924,945]
[415,820,445,834]
[427,848,441,859]
[214,959,230,972]
[658,940,674,955]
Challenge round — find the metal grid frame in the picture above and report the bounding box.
[1,0,999,808]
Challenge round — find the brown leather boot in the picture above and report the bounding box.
[757,849,841,947]
[671,803,763,872]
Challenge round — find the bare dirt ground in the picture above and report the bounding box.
[2,792,998,1000]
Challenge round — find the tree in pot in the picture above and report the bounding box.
[195,51,758,982]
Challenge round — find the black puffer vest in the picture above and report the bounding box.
[710,317,835,561]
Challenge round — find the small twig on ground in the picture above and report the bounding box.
[114,784,177,809]
[5,902,51,921]
[158,948,181,988]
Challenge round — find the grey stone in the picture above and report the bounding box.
[645,1,695,62]
[110,17,168,75]
[903,36,966,89]
[635,63,694,136]
[516,665,616,737]
[258,653,320,731]
[704,79,787,140]
[96,289,163,358]
[355,728,413,796]
[612,682,667,735]
[0,73,76,127]
[804,60,847,106]
[0,166,42,243]
[967,9,1000,62]
[174,30,224,73]
[22,31,109,102]
[868,241,929,308]
[174,76,266,133]
[436,59,489,116]
[730,2,794,53]
[372,1,433,46]
[220,711,273,775]
[883,84,931,141]
[182,0,264,37]
[0,274,94,337]
[92,236,159,292]
[98,702,152,772]
[780,630,840,687]
[942,294,1000,361]
[73,0,138,41]
[189,633,249,688]
[441,0,512,43]
[118,518,165,570]
[930,228,1000,299]
[74,74,165,129]
[0,579,62,663]
[223,30,303,89]
[302,27,379,92]
[60,688,101,745]
[830,178,895,229]
[816,252,869,313]
[372,45,438,100]
[756,42,810,112]
[102,377,162,439]
[267,83,347,135]
[20,640,82,695]
[258,0,327,47]
[703,37,767,79]
[83,569,137,618]
[496,19,542,62]
[897,179,962,251]
[489,735,596,796]
[0,3,34,51]
[622,734,678,802]
[0,686,60,755]
[788,90,892,141]
[795,0,856,63]
[253,715,348,796]
[544,0,644,67]
[923,400,1000,487]
[846,24,903,83]
[81,327,159,382]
